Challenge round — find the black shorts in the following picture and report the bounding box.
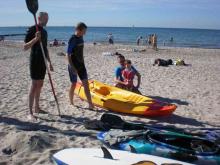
[68,64,88,83]
[30,56,46,80]
[77,64,88,81]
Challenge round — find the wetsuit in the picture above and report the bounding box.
[67,34,88,83]
[24,25,48,80]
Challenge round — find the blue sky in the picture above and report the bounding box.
[0,0,220,29]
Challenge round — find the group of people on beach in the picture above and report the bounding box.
[107,33,157,51]
[49,39,66,47]
[136,34,158,50]
[23,12,142,120]
[147,34,158,50]
[23,12,94,119]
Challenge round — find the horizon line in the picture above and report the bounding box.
[0,25,220,31]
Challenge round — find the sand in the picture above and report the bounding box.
[0,41,220,164]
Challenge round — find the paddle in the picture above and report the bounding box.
[100,113,176,132]
[101,113,220,134]
[25,0,61,116]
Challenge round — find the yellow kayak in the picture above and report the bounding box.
[74,80,177,117]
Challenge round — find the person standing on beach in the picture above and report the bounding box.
[67,22,94,109]
[23,12,54,120]
[136,36,142,46]
[152,34,158,50]
[148,35,152,46]
[108,33,114,44]
[170,37,174,42]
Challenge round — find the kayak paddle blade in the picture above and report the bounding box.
[101,113,124,126]
[25,0,38,15]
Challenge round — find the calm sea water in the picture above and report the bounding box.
[1,26,220,49]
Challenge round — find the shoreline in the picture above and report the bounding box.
[1,40,220,50]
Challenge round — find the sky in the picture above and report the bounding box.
[0,0,220,29]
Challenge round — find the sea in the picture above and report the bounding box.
[1,26,220,49]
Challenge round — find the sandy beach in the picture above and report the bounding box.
[0,41,220,165]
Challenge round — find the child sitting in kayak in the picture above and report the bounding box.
[122,60,136,91]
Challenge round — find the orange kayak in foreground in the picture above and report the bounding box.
[74,80,177,117]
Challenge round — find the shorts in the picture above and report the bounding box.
[68,64,88,83]
[30,57,46,80]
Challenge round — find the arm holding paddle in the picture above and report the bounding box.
[23,31,41,51]
[23,31,54,72]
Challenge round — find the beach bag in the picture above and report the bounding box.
[175,59,185,66]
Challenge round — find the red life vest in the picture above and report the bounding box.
[122,69,135,87]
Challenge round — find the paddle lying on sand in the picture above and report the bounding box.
[100,113,220,133]
[25,0,61,116]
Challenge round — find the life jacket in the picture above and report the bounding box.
[122,68,135,87]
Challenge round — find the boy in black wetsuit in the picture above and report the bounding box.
[24,12,53,120]
[67,22,94,109]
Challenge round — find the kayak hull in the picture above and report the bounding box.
[98,131,220,164]
[74,80,177,117]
